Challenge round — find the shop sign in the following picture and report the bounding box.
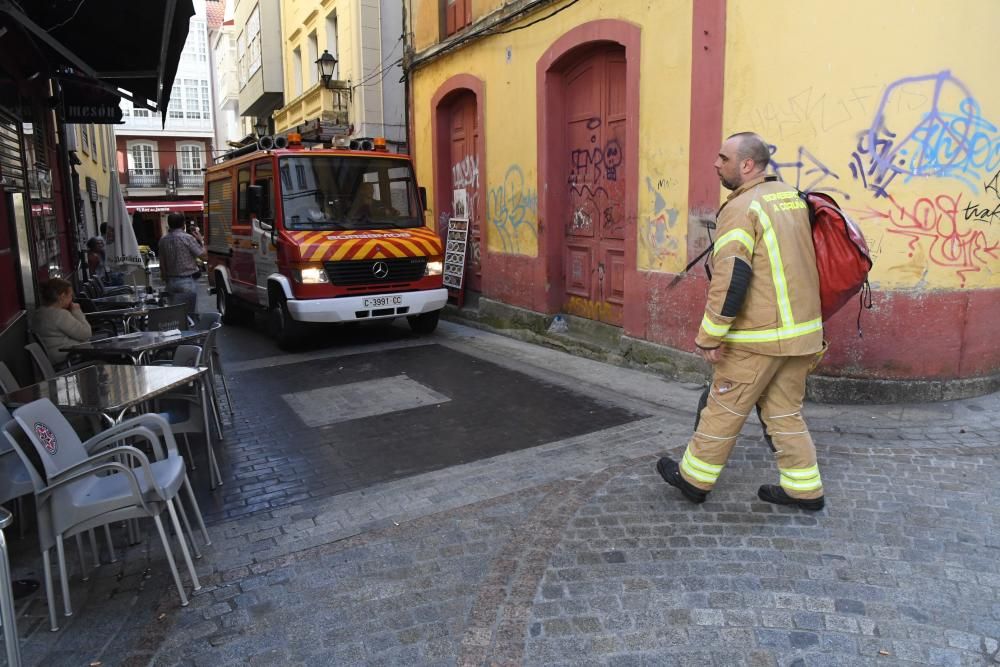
[64,103,124,124]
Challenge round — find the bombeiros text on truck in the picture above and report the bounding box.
[204,132,446,348]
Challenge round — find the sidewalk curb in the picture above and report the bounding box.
[444,299,1000,404]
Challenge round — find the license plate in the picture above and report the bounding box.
[363,294,403,308]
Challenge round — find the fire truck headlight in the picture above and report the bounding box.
[425,260,443,276]
[292,266,329,284]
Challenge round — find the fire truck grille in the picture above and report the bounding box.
[324,257,427,286]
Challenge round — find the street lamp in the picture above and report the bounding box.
[254,117,268,137]
[315,50,337,88]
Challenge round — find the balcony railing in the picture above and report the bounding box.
[126,169,164,187]
[124,169,204,189]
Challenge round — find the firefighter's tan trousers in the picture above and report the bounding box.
[679,347,824,500]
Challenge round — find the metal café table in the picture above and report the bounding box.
[91,294,141,308]
[85,306,147,334]
[2,363,222,487]
[63,330,210,365]
[2,363,204,426]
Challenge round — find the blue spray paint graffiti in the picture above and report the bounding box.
[488,165,538,255]
[850,70,1000,197]
[769,144,851,200]
[640,176,679,269]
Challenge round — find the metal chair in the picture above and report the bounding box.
[0,362,18,394]
[4,400,208,631]
[193,314,233,415]
[24,342,57,381]
[155,346,222,487]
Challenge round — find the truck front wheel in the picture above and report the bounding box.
[217,278,250,325]
[407,310,440,335]
[269,296,305,349]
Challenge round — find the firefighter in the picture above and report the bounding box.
[657,132,827,511]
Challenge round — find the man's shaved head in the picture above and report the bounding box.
[727,132,771,172]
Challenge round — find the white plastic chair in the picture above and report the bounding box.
[4,399,209,631]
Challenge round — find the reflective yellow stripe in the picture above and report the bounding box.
[681,450,723,484]
[749,200,795,328]
[713,229,755,257]
[700,314,732,338]
[723,317,823,343]
[780,465,820,480]
[780,476,823,492]
[780,466,822,491]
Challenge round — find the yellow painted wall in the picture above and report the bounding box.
[279,0,355,112]
[725,0,1000,291]
[411,0,693,268]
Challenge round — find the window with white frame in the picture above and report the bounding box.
[325,11,340,79]
[292,47,302,98]
[168,79,211,120]
[183,20,207,63]
[132,104,151,118]
[307,32,318,87]
[127,141,157,187]
[79,124,90,154]
[246,5,261,78]
[177,143,204,187]
[237,30,248,87]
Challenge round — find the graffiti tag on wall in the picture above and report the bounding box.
[567,119,626,239]
[850,71,1000,198]
[488,165,538,255]
[850,193,999,286]
[638,176,679,271]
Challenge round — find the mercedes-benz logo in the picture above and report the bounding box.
[372,261,389,279]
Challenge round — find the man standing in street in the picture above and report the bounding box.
[657,132,827,511]
[158,213,206,315]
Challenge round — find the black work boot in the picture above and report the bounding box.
[656,457,708,504]
[757,484,825,511]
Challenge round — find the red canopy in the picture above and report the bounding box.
[126,200,204,214]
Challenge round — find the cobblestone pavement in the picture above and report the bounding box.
[7,312,1000,666]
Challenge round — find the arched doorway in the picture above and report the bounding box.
[560,44,627,325]
[538,20,639,328]
[443,90,482,292]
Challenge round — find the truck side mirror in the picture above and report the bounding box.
[247,184,263,215]
[418,186,427,211]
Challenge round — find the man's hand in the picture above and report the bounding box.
[69,302,82,314]
[696,345,722,364]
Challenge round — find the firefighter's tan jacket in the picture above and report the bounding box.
[695,174,823,356]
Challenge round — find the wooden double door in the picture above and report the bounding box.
[561,45,628,326]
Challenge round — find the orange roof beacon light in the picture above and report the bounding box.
[373,137,387,152]
[287,132,303,147]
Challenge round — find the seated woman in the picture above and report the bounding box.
[86,236,107,281]
[32,278,92,366]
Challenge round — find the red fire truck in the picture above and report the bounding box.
[204,134,446,347]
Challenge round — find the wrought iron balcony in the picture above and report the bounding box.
[123,169,203,189]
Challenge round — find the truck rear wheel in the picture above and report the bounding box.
[407,310,440,335]
[269,295,305,349]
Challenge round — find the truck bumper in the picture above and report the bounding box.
[285,288,448,324]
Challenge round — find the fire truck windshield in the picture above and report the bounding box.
[279,156,423,231]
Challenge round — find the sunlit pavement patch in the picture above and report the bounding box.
[283,374,451,427]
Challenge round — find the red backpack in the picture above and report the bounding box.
[801,191,873,326]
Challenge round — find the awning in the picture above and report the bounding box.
[127,200,204,214]
[0,0,195,122]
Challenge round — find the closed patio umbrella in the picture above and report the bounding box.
[106,171,144,283]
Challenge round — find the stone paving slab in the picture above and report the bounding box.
[7,316,1000,666]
